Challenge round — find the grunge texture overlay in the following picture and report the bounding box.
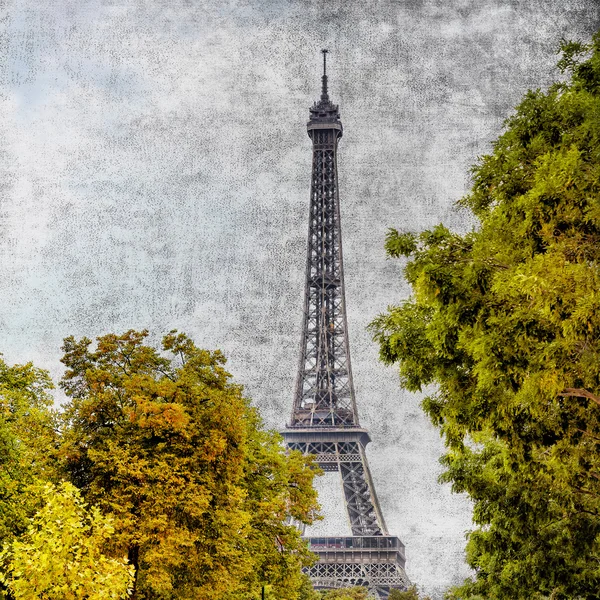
[0,0,598,596]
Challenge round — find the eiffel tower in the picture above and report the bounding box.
[282,51,410,599]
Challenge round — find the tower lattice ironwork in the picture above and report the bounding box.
[283,51,409,599]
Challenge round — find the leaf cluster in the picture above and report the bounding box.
[0,358,58,543]
[388,586,432,600]
[0,481,133,599]
[0,357,59,599]
[319,587,370,600]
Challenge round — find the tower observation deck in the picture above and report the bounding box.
[282,51,409,599]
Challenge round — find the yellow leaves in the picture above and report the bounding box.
[532,145,583,195]
[133,399,190,434]
[202,428,229,461]
[537,370,562,398]
[0,360,60,550]
[0,482,134,600]
[490,251,600,352]
[58,330,321,600]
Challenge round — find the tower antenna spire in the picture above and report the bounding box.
[321,48,329,101]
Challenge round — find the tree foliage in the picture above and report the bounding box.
[0,356,57,547]
[297,575,320,600]
[0,482,133,600]
[371,33,600,599]
[388,586,431,600]
[59,329,320,600]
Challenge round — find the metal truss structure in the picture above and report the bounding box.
[282,51,410,599]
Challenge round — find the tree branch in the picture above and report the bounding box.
[574,486,600,499]
[575,428,600,442]
[560,388,600,407]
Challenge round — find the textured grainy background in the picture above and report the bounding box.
[1,0,598,596]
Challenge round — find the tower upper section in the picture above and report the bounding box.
[290,51,358,428]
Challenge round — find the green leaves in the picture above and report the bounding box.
[372,32,600,600]
[556,39,591,74]
[384,229,417,258]
[0,356,58,557]
[388,586,432,600]
[319,587,370,600]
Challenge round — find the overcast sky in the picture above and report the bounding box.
[1,0,599,596]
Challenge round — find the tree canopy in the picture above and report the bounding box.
[371,33,600,599]
[59,329,320,600]
[319,587,370,600]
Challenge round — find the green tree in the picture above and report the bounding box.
[297,575,320,600]
[0,481,133,600]
[370,34,600,600]
[60,330,319,600]
[0,356,58,545]
[388,586,431,600]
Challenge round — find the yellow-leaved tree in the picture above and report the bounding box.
[0,356,62,600]
[0,357,58,548]
[0,481,133,600]
[59,330,320,600]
